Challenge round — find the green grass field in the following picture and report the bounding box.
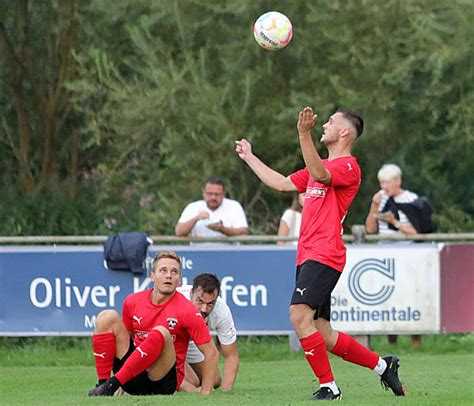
[1,335,473,405]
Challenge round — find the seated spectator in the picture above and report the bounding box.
[365,163,422,348]
[277,193,305,245]
[175,176,249,240]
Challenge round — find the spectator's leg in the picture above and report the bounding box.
[388,335,398,345]
[411,335,422,349]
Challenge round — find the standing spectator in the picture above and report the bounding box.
[236,106,405,400]
[365,163,424,348]
[277,193,305,245]
[175,176,249,240]
[180,274,239,393]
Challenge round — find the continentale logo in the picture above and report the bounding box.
[348,258,395,305]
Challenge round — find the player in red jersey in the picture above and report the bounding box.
[236,107,406,400]
[88,250,218,397]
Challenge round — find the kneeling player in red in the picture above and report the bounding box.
[88,250,218,396]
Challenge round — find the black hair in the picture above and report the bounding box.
[204,176,225,189]
[192,273,221,295]
[336,108,364,137]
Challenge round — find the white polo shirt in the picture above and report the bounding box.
[177,198,248,238]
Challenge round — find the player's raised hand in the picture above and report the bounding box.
[297,106,317,136]
[235,139,253,160]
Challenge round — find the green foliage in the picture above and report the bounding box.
[1,0,473,235]
[0,181,100,235]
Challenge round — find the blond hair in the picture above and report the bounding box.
[377,164,402,182]
[152,250,182,273]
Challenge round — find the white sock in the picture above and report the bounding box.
[373,357,388,376]
[320,381,340,395]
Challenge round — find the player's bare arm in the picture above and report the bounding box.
[297,107,331,185]
[219,342,239,391]
[179,364,201,393]
[197,340,219,395]
[235,138,297,192]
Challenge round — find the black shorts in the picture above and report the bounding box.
[113,340,177,396]
[290,260,341,321]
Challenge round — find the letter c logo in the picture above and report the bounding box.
[348,258,395,305]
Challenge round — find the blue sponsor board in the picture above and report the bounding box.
[0,246,296,335]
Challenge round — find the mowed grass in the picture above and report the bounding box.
[0,335,473,405]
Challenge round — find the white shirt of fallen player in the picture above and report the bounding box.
[185,296,237,363]
[177,198,248,238]
[377,189,418,234]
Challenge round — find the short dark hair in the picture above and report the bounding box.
[336,108,364,137]
[204,176,225,189]
[192,273,221,295]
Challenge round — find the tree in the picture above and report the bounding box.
[0,0,79,194]
[1,0,472,235]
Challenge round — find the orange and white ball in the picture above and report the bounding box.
[253,11,293,51]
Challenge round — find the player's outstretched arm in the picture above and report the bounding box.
[197,340,219,395]
[235,139,297,192]
[297,107,331,185]
[219,342,239,391]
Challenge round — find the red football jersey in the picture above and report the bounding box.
[290,156,361,271]
[122,289,211,387]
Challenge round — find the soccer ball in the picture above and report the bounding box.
[253,11,293,51]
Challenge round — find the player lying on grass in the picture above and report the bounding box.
[179,273,239,392]
[236,106,406,400]
[88,250,219,397]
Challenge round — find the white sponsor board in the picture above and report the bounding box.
[331,245,441,334]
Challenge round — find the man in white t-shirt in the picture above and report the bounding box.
[175,176,248,240]
[178,274,239,392]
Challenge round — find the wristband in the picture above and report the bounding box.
[393,221,401,229]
